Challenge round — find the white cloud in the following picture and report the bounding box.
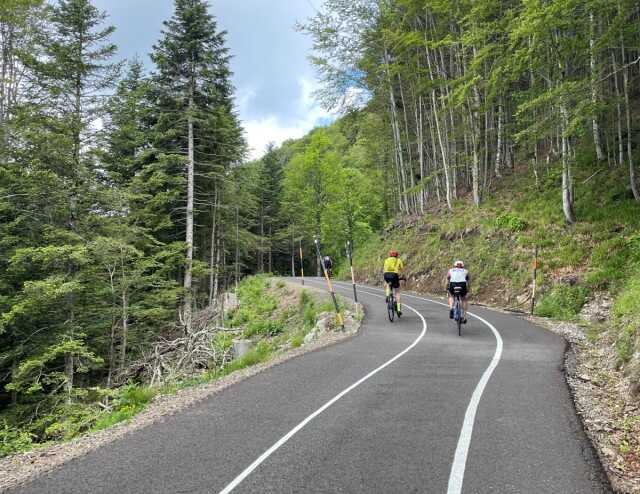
[241,77,336,161]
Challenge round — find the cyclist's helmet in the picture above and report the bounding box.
[388,250,398,257]
[454,260,464,268]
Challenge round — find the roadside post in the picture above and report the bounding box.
[314,237,345,331]
[299,239,305,285]
[531,246,539,315]
[346,241,358,303]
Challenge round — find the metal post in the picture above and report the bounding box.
[347,241,358,303]
[314,237,344,330]
[299,239,305,285]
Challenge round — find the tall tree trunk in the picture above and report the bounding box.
[590,12,605,161]
[183,93,195,333]
[495,99,503,178]
[208,188,218,305]
[64,352,74,404]
[612,52,624,167]
[213,219,223,302]
[468,93,481,207]
[268,225,272,273]
[621,36,640,201]
[119,247,129,371]
[560,104,576,223]
[259,201,265,272]
[424,40,452,210]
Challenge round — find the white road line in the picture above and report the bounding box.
[216,294,427,494]
[332,280,504,494]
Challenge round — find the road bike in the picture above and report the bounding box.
[385,277,404,322]
[451,286,464,336]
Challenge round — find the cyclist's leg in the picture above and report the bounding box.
[447,284,454,318]
[462,294,468,322]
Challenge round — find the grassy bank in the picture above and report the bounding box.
[0,276,344,458]
[350,163,640,373]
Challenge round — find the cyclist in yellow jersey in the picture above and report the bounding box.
[383,250,404,315]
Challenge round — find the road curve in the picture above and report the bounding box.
[8,279,610,494]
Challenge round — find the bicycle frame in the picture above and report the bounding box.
[452,289,463,336]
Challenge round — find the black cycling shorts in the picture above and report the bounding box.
[448,281,468,297]
[384,272,400,289]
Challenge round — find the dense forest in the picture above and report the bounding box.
[0,0,639,455]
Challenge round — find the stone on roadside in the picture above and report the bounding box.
[232,339,251,358]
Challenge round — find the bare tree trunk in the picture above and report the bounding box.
[590,12,605,161]
[259,200,264,272]
[119,247,129,371]
[106,267,117,388]
[612,52,624,167]
[183,92,195,333]
[560,105,576,223]
[495,99,503,178]
[208,188,218,305]
[213,220,223,302]
[65,353,74,404]
[468,93,481,207]
[424,40,452,210]
[268,225,272,273]
[621,37,640,201]
[398,75,416,213]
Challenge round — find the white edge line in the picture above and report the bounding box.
[216,291,427,494]
[332,281,504,494]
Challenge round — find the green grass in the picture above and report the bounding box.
[534,284,589,320]
[353,164,640,364]
[0,276,345,459]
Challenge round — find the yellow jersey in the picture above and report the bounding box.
[383,256,404,274]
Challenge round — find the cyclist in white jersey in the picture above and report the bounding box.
[446,260,470,323]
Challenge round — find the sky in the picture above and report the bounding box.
[92,0,332,160]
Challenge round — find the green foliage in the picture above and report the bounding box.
[228,275,277,327]
[0,421,34,457]
[243,319,284,338]
[494,213,527,232]
[534,285,589,320]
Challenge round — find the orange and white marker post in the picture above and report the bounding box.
[314,237,344,331]
[346,241,358,303]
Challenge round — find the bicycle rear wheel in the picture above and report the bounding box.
[455,298,462,336]
[387,298,395,322]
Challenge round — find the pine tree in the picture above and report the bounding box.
[149,0,243,332]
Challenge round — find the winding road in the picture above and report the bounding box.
[9,279,610,494]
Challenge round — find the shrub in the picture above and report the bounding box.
[494,212,527,232]
[534,284,589,320]
[290,333,304,348]
[0,421,34,457]
[243,319,284,338]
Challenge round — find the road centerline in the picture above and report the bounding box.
[331,280,504,494]
[216,292,427,494]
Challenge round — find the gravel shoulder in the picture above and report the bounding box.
[531,316,640,494]
[404,284,635,493]
[0,280,361,493]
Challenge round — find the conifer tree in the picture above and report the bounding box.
[150,0,243,332]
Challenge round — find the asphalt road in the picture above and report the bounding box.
[9,279,611,494]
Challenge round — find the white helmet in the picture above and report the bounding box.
[454,260,464,268]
